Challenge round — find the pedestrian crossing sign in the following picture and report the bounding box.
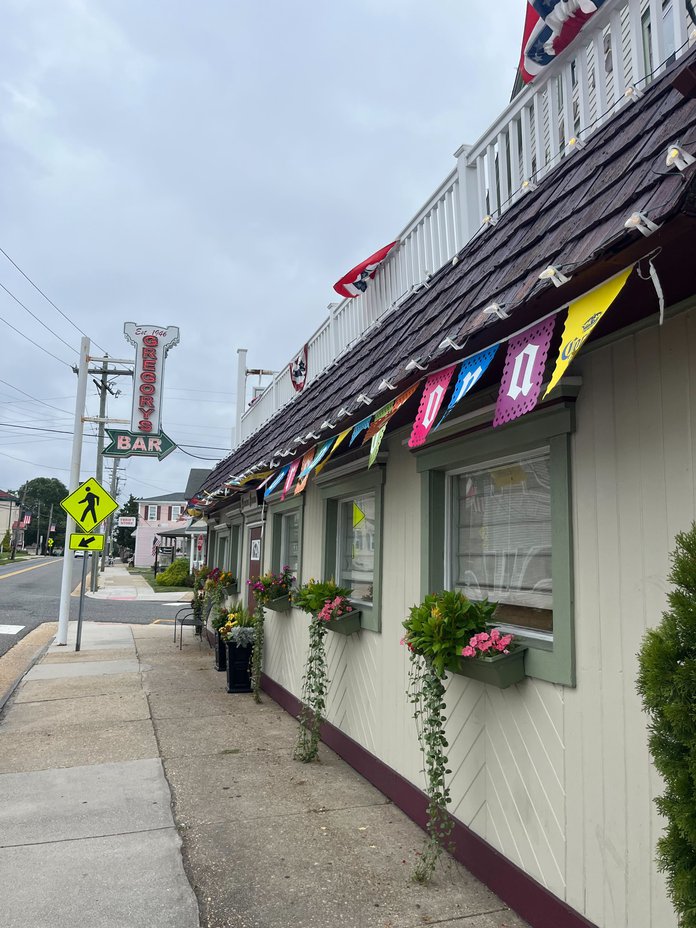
[61,477,118,532]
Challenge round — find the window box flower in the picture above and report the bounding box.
[453,646,527,689]
[324,611,361,635]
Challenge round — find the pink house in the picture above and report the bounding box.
[132,492,188,568]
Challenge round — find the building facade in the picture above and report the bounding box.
[132,493,188,568]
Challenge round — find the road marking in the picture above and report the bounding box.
[0,561,56,581]
[0,624,25,635]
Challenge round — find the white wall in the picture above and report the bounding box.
[257,307,696,928]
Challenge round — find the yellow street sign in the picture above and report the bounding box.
[69,533,105,552]
[61,477,118,532]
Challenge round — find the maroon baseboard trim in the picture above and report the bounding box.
[261,672,598,928]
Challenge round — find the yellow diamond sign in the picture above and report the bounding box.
[69,533,105,552]
[61,477,118,532]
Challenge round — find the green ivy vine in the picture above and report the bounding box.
[294,617,329,763]
[407,650,454,883]
[250,603,265,703]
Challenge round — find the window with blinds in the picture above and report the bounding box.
[449,448,553,634]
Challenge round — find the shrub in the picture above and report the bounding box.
[156,557,191,587]
[637,524,696,926]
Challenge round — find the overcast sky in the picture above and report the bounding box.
[0,0,524,505]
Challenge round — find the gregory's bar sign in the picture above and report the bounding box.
[123,323,179,434]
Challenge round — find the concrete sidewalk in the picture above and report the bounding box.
[83,562,193,602]
[0,623,528,928]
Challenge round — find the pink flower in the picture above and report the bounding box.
[469,636,479,647]
[499,634,513,648]
[479,639,493,652]
[461,646,476,658]
[490,628,501,641]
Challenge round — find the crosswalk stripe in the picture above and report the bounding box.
[0,625,25,635]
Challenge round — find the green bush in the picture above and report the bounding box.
[156,557,191,587]
[637,524,696,926]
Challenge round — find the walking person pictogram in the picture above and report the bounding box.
[78,485,100,527]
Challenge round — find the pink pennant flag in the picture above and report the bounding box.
[493,316,556,427]
[281,458,301,501]
[294,449,315,495]
[408,366,456,449]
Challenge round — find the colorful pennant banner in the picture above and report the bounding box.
[350,415,372,445]
[493,316,556,427]
[264,465,290,499]
[408,365,457,449]
[368,401,393,467]
[315,428,351,476]
[434,345,499,430]
[544,267,632,398]
[364,383,420,440]
[298,438,334,479]
[281,459,301,501]
[294,449,316,495]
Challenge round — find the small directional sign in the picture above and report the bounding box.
[69,533,105,552]
[103,428,176,460]
[61,477,118,532]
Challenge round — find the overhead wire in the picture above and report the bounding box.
[0,310,73,368]
[0,280,78,356]
[0,378,74,417]
[0,245,110,355]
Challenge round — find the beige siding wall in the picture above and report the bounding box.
[258,307,696,928]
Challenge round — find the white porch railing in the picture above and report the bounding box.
[240,0,694,445]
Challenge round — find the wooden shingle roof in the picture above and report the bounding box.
[201,48,696,498]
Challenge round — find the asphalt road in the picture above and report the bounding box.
[0,557,184,659]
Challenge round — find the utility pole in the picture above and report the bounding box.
[35,500,41,555]
[90,358,111,592]
[57,337,90,646]
[101,458,119,572]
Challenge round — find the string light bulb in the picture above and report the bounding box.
[483,302,509,320]
[482,214,498,227]
[567,136,585,151]
[539,266,571,287]
[624,85,644,101]
[665,144,695,172]
[405,358,427,371]
[520,179,537,194]
[624,211,661,237]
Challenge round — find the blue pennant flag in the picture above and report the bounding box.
[349,415,372,445]
[264,465,290,498]
[434,345,499,430]
[298,439,333,479]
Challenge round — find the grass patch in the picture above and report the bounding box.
[126,566,191,593]
[0,552,30,566]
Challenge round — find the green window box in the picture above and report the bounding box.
[451,648,527,689]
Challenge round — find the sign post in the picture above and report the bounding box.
[60,477,118,651]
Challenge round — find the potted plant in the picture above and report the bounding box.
[248,566,295,611]
[456,629,525,688]
[211,607,231,672]
[219,608,255,694]
[218,570,238,595]
[292,579,352,762]
[401,590,521,883]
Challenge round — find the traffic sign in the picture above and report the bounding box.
[103,428,176,460]
[60,477,118,532]
[69,533,105,552]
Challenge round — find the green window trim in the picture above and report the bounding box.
[228,520,242,580]
[268,495,305,584]
[416,403,576,687]
[320,466,385,633]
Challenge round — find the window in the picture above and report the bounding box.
[216,533,228,570]
[270,498,304,582]
[448,449,552,636]
[147,505,158,521]
[170,505,181,520]
[279,511,300,578]
[320,468,385,632]
[416,402,575,686]
[336,492,375,605]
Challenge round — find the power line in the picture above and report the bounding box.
[0,421,230,452]
[0,448,71,472]
[0,245,109,355]
[0,378,74,417]
[0,279,78,356]
[0,311,73,368]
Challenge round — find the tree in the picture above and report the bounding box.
[114,494,138,551]
[16,477,69,548]
[637,524,696,926]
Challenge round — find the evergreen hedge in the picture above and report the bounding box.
[637,524,696,927]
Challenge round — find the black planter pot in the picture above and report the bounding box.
[214,631,227,672]
[225,640,252,693]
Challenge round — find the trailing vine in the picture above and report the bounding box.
[250,603,265,703]
[294,616,329,763]
[407,650,453,883]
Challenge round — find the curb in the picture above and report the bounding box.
[0,631,56,715]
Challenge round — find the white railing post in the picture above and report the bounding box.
[455,144,481,243]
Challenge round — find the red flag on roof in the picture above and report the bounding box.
[519,1,606,84]
[333,241,399,299]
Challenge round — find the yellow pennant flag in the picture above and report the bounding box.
[314,428,350,477]
[544,267,632,398]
